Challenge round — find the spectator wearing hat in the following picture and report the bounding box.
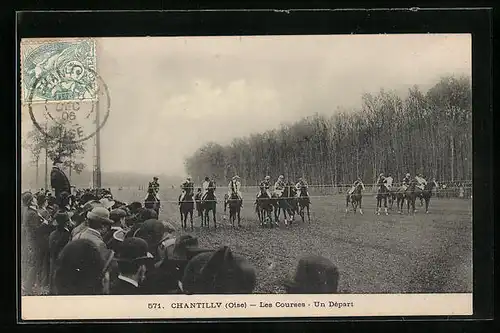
[284,255,339,294]
[21,192,41,295]
[125,208,157,239]
[141,234,210,294]
[53,239,115,295]
[103,209,128,251]
[36,195,50,221]
[71,201,104,240]
[73,207,114,255]
[99,197,116,211]
[181,246,256,295]
[34,203,56,294]
[48,211,72,294]
[131,219,169,260]
[111,238,154,295]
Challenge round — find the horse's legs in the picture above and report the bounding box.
[189,210,193,231]
[213,209,216,229]
[383,196,388,215]
[359,197,363,215]
[345,196,350,213]
[425,196,430,213]
[306,205,311,222]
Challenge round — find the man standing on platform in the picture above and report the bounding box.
[50,157,71,205]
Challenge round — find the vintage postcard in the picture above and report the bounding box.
[19,34,473,320]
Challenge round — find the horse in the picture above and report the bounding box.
[194,191,203,218]
[404,179,420,214]
[272,184,298,226]
[144,191,160,216]
[375,183,389,215]
[224,192,242,228]
[393,185,408,214]
[255,187,275,227]
[408,179,438,214]
[200,190,217,229]
[297,185,311,223]
[179,192,195,230]
[345,183,363,215]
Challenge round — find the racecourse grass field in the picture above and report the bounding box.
[114,187,473,294]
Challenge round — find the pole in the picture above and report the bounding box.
[44,122,48,190]
[93,39,102,189]
[95,98,102,188]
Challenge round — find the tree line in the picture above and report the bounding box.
[185,75,472,186]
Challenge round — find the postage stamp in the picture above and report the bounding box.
[21,38,97,103]
[21,38,110,143]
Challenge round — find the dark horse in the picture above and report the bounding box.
[345,183,363,215]
[255,188,275,227]
[144,191,160,215]
[179,192,195,230]
[392,185,409,214]
[297,185,311,223]
[272,184,298,226]
[376,183,389,215]
[194,191,203,218]
[200,189,217,229]
[224,192,242,228]
[406,179,438,214]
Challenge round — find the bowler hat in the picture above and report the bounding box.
[170,235,209,261]
[116,237,154,263]
[110,209,127,222]
[181,246,256,294]
[87,207,114,225]
[133,219,165,248]
[283,255,339,294]
[126,201,142,213]
[55,211,71,226]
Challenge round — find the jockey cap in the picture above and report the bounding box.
[265,176,270,180]
[406,173,410,177]
[153,176,158,180]
[187,177,191,181]
[205,177,210,181]
[233,175,240,180]
[279,175,284,179]
[379,173,384,177]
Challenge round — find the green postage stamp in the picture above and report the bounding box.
[21,38,97,103]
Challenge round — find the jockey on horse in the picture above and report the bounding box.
[376,172,390,215]
[402,173,412,191]
[145,176,160,200]
[274,175,286,198]
[348,177,365,195]
[415,173,427,191]
[294,177,309,198]
[228,175,243,207]
[385,174,394,191]
[256,175,272,200]
[178,176,195,204]
[201,177,211,202]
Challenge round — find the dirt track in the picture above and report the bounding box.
[115,188,473,294]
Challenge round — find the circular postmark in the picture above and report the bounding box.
[27,64,111,144]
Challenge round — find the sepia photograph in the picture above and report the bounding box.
[19,33,473,319]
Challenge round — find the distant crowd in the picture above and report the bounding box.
[20,188,340,296]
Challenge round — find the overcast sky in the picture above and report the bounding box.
[21,34,471,177]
